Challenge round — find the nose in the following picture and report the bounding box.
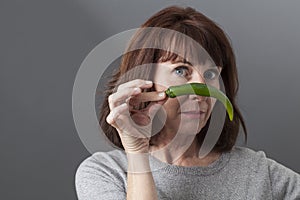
[187,70,207,101]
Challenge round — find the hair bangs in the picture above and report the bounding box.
[152,29,212,66]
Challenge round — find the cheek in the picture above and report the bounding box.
[207,98,217,115]
[154,83,167,92]
[210,98,217,106]
[153,72,187,89]
[207,79,220,89]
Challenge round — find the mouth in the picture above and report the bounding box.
[180,111,206,119]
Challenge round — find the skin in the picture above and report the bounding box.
[106,59,222,199]
[106,80,164,200]
[150,60,222,165]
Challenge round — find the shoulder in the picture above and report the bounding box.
[229,146,268,171]
[75,150,128,188]
[230,146,299,174]
[76,149,128,177]
[231,146,266,158]
[230,146,300,199]
[75,150,128,199]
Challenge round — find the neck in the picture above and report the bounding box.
[150,133,221,167]
[172,138,220,167]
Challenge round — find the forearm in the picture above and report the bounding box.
[126,153,158,200]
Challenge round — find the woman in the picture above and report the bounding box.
[75,6,300,199]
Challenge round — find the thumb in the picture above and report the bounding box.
[148,101,164,120]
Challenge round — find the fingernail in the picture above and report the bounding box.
[106,115,113,124]
[133,87,140,94]
[158,92,165,97]
[145,80,152,85]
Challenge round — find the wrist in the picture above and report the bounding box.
[126,152,152,173]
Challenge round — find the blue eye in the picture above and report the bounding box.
[174,66,189,77]
[203,69,219,80]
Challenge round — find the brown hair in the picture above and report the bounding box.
[99,6,247,153]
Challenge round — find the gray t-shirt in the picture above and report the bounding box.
[75,146,300,199]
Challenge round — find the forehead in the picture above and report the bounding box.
[131,27,224,67]
[159,53,217,69]
[173,57,216,67]
[156,37,218,67]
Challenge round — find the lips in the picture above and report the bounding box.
[181,111,206,114]
[180,111,206,119]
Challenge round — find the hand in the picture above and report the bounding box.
[106,79,166,153]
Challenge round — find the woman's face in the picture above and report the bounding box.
[153,59,221,135]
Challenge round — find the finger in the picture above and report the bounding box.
[106,103,129,128]
[135,99,166,121]
[147,102,165,121]
[129,91,166,106]
[130,112,151,126]
[108,87,141,110]
[117,79,153,91]
[107,104,150,139]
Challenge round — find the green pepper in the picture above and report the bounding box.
[165,83,233,121]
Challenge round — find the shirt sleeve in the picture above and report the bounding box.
[268,158,300,199]
[75,154,127,200]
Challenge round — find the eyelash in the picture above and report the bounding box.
[173,65,220,81]
[174,66,190,77]
[203,69,220,81]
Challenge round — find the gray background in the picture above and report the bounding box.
[1,0,299,199]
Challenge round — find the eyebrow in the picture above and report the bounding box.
[172,58,218,68]
[171,59,193,66]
